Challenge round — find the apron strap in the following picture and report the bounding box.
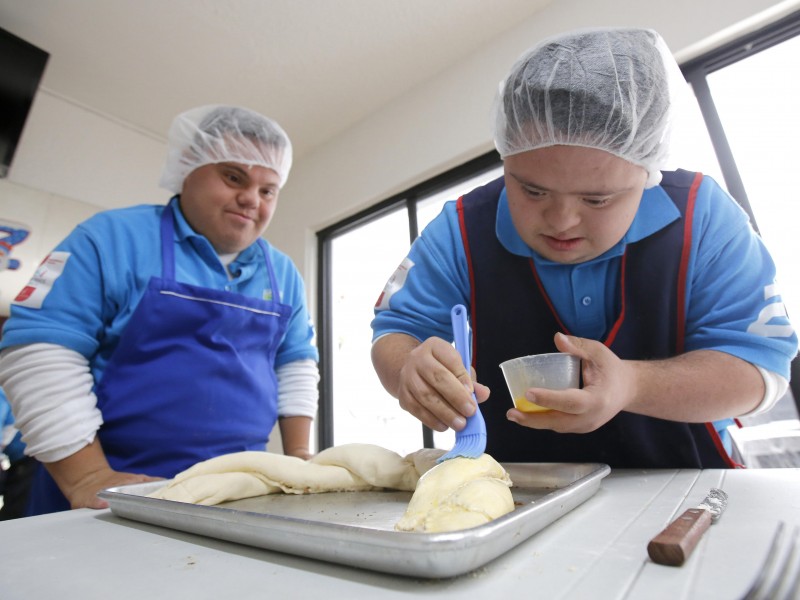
[257,238,281,304]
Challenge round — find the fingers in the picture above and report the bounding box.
[553,331,578,354]
[507,406,600,434]
[83,494,110,510]
[398,338,481,431]
[506,387,610,434]
[554,332,613,372]
[428,341,473,394]
[400,399,451,432]
[473,381,491,404]
[399,364,470,431]
[554,331,593,362]
[518,386,583,416]
[70,471,162,510]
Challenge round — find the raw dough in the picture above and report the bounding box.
[148,444,514,532]
[148,443,434,505]
[395,453,514,533]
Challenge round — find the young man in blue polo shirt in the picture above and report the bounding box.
[371,28,797,468]
[0,105,320,514]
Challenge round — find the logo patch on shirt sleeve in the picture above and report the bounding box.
[374,256,414,311]
[746,282,795,338]
[13,251,71,309]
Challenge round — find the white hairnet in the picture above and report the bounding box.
[492,28,684,188]
[159,104,293,193]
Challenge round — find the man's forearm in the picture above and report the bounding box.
[43,437,113,505]
[279,415,313,459]
[625,349,764,422]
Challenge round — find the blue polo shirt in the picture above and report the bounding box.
[372,175,798,452]
[1,200,318,385]
[373,175,796,379]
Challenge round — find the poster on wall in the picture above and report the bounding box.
[0,219,32,311]
[0,219,30,271]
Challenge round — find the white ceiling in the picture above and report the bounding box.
[0,0,553,158]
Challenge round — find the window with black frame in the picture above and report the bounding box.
[316,153,502,456]
[681,10,800,466]
[316,12,800,462]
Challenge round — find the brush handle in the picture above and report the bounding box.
[451,305,485,437]
[451,304,471,371]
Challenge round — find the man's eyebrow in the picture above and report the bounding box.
[508,172,628,197]
[509,172,549,191]
[219,162,248,174]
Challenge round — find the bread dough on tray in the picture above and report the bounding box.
[148,443,514,533]
[395,453,515,532]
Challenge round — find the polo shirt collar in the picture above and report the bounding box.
[168,196,260,263]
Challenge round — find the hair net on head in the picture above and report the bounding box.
[159,104,293,194]
[492,28,684,188]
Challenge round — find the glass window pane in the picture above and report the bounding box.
[416,166,505,233]
[706,36,800,324]
[667,82,726,187]
[330,207,423,456]
[329,164,504,457]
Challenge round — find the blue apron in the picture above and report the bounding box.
[27,201,291,514]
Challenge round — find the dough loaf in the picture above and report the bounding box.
[395,453,514,533]
[148,443,429,505]
[148,444,514,532]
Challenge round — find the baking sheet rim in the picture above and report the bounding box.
[99,461,610,578]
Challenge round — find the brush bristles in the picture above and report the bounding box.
[437,433,487,463]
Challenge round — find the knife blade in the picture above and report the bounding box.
[647,487,728,566]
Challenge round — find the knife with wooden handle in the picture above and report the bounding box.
[647,487,728,566]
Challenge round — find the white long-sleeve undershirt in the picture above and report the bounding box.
[0,343,319,463]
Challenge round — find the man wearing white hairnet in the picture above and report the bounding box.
[371,28,797,468]
[0,105,320,514]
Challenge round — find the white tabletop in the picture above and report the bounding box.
[1,468,799,600]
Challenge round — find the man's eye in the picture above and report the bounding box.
[585,198,611,207]
[523,187,544,197]
[224,171,243,184]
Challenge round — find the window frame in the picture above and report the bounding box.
[681,9,800,231]
[681,8,800,410]
[315,151,501,450]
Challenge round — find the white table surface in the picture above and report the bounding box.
[1,468,799,600]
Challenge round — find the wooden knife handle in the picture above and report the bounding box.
[647,508,713,566]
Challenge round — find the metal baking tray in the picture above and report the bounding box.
[98,461,609,579]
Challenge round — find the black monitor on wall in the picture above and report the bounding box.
[0,27,49,178]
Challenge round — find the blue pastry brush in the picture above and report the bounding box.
[437,304,487,463]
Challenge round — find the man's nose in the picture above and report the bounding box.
[545,199,580,230]
[236,186,260,206]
